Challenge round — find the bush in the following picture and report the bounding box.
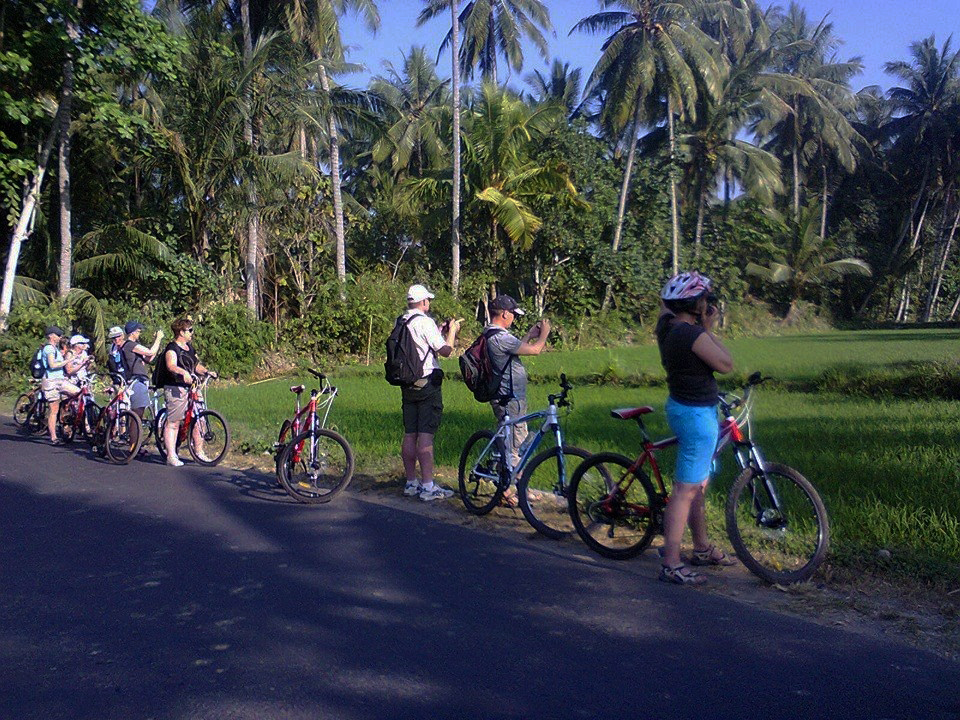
[191,303,273,377]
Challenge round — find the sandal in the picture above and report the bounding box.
[690,544,737,567]
[659,564,706,585]
[499,491,519,508]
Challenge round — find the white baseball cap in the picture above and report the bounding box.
[69,334,90,345]
[407,284,435,303]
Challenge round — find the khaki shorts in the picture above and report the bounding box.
[164,386,190,423]
[41,377,79,403]
[401,381,443,435]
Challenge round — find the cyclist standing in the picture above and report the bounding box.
[655,271,736,585]
[398,284,460,501]
[121,320,163,423]
[39,326,79,444]
[484,295,550,506]
[157,317,210,467]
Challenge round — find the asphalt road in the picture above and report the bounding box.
[1,418,958,720]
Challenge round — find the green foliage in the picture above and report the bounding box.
[191,304,273,378]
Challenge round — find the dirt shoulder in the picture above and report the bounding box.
[234,450,959,661]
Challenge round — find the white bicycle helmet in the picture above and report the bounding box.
[661,271,713,301]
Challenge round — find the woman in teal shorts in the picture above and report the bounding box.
[655,272,736,585]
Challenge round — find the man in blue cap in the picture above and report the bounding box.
[121,320,164,424]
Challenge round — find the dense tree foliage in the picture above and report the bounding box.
[2,0,960,366]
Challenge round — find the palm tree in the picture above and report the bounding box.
[371,46,449,179]
[756,3,863,224]
[857,35,960,317]
[524,59,583,118]
[746,204,872,322]
[285,0,381,285]
[572,0,721,285]
[417,0,552,84]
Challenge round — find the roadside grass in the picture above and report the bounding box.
[208,328,960,587]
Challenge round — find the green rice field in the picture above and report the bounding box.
[209,328,960,584]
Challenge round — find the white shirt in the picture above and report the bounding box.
[403,310,447,378]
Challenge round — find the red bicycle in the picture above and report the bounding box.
[90,374,144,464]
[57,374,102,444]
[155,374,230,466]
[275,369,354,504]
[567,372,830,584]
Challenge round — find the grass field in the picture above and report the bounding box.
[209,328,960,585]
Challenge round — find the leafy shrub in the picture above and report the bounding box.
[191,303,273,377]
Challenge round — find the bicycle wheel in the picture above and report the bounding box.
[27,399,49,434]
[278,429,354,503]
[568,452,660,560]
[57,402,77,443]
[274,419,294,485]
[105,410,143,464]
[517,445,592,539]
[154,408,173,460]
[13,393,32,427]
[725,463,830,584]
[188,410,230,466]
[83,403,101,441]
[458,429,509,515]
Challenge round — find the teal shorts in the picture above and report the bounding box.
[665,397,719,484]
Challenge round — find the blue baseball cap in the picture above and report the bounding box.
[124,321,145,334]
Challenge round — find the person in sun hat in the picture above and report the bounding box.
[655,271,736,586]
[121,320,164,422]
[64,334,94,382]
[483,294,551,507]
[39,325,79,444]
[397,283,461,501]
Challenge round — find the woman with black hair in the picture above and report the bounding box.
[655,272,736,585]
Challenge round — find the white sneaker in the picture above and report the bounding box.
[194,450,213,463]
[420,485,454,501]
[167,457,184,467]
[403,482,422,497]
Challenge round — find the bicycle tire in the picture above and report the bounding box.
[83,403,101,441]
[13,393,32,427]
[105,410,143,464]
[274,419,294,485]
[187,410,231,466]
[27,399,48,434]
[725,463,830,584]
[458,429,509,515]
[278,429,354,503]
[154,408,172,459]
[57,402,77,443]
[517,445,592,539]
[568,452,661,560]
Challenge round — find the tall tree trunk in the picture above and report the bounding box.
[601,101,642,311]
[857,162,931,316]
[57,23,77,299]
[668,97,680,274]
[922,198,960,321]
[693,185,706,260]
[241,0,261,317]
[485,13,497,85]
[450,0,461,296]
[819,162,828,240]
[1,104,66,328]
[792,107,800,221]
[319,65,346,284]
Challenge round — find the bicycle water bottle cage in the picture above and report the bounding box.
[610,407,654,420]
[289,384,305,394]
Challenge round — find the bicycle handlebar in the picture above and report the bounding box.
[308,368,326,381]
[548,373,573,408]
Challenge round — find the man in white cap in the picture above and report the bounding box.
[485,294,551,506]
[398,283,461,501]
[106,326,127,379]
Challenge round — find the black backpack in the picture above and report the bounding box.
[29,345,46,379]
[459,328,507,403]
[384,314,424,387]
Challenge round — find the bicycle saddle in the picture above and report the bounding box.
[289,384,305,394]
[610,406,654,420]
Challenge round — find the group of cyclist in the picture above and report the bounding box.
[395,271,735,585]
[33,316,211,467]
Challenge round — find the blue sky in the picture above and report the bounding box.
[338,0,960,93]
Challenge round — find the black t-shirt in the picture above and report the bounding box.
[655,313,718,406]
[121,340,149,379]
[158,341,197,388]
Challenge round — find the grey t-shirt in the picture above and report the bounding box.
[484,325,526,399]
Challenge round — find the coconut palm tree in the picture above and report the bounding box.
[524,59,583,118]
[417,0,552,84]
[572,0,722,286]
[746,204,872,322]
